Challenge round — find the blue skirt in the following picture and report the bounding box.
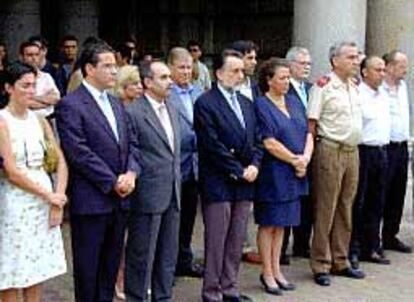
[254,199,301,227]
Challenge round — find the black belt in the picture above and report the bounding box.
[359,144,388,151]
[389,141,407,147]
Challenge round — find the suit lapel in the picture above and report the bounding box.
[109,95,125,146]
[166,101,180,155]
[213,87,246,136]
[142,97,173,152]
[171,90,192,126]
[80,85,119,144]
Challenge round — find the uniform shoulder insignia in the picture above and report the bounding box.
[316,75,331,88]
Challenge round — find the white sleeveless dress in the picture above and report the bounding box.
[0,109,66,290]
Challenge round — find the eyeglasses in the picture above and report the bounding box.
[189,48,200,53]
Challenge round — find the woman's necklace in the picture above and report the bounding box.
[266,92,285,108]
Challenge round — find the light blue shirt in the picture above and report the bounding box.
[290,78,308,108]
[381,80,410,142]
[82,80,119,141]
[172,83,194,122]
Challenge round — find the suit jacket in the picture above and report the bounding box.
[168,84,203,182]
[56,84,140,215]
[126,95,181,214]
[194,83,263,203]
[251,78,262,101]
[287,81,312,116]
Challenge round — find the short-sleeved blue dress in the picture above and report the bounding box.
[254,95,309,227]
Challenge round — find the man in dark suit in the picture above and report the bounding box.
[167,47,204,278]
[125,60,181,302]
[56,42,140,302]
[281,46,313,264]
[195,50,262,302]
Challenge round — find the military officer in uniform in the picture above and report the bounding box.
[307,41,365,286]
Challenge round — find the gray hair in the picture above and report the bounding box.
[285,47,310,62]
[167,47,192,65]
[329,41,358,65]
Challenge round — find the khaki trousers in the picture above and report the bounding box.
[310,141,359,274]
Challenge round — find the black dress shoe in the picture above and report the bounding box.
[223,293,254,302]
[259,275,283,295]
[280,254,290,266]
[361,252,391,265]
[332,267,365,279]
[349,254,360,269]
[275,278,296,291]
[383,238,413,253]
[175,263,204,278]
[314,273,331,286]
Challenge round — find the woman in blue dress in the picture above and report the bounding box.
[254,58,313,295]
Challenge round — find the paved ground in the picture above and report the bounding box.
[10,170,414,302]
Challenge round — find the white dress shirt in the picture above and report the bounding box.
[146,94,175,151]
[236,77,253,101]
[83,80,119,141]
[35,70,61,117]
[358,82,390,146]
[381,80,410,142]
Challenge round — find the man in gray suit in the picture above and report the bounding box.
[125,60,181,301]
[167,47,204,278]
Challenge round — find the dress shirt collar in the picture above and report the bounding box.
[145,93,166,112]
[82,80,108,102]
[237,76,251,90]
[217,82,236,101]
[330,71,353,89]
[290,77,303,91]
[359,81,380,98]
[382,79,405,96]
[172,83,194,95]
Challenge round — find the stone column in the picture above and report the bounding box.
[293,0,367,80]
[366,0,414,136]
[58,0,98,45]
[0,0,41,60]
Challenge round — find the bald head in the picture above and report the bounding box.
[361,56,385,90]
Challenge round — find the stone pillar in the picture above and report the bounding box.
[0,0,41,60]
[366,0,414,136]
[58,0,98,45]
[293,0,367,80]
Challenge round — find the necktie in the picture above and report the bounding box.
[299,82,308,108]
[230,93,246,128]
[99,93,119,141]
[158,103,175,151]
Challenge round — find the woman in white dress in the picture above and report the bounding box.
[0,61,68,302]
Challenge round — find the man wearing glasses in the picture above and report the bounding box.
[281,46,313,265]
[187,40,211,91]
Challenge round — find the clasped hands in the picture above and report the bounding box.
[291,154,310,178]
[243,165,259,183]
[114,171,137,198]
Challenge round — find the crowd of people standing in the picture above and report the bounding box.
[0,35,412,302]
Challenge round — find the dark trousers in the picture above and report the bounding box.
[382,141,409,243]
[176,178,199,271]
[202,201,251,302]
[350,145,388,257]
[71,209,128,302]
[282,195,312,256]
[125,201,180,302]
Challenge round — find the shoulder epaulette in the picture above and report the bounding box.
[316,75,331,88]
